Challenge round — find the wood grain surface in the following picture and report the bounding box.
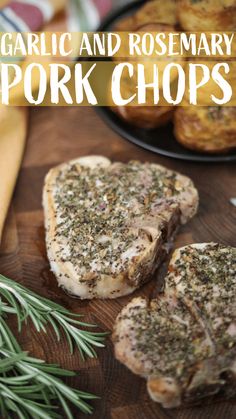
[0,106,236,419]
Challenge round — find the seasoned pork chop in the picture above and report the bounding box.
[43,156,198,299]
[113,243,236,407]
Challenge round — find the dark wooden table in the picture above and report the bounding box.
[0,106,236,419]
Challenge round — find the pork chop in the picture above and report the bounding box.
[43,156,198,299]
[113,243,236,407]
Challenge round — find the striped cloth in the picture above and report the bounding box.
[0,0,113,33]
[68,0,112,31]
[0,0,54,32]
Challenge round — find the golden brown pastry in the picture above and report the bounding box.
[116,21,172,60]
[174,106,236,153]
[113,104,174,129]
[109,52,174,129]
[115,0,177,31]
[116,22,181,84]
[134,0,178,26]
[178,0,236,31]
[109,67,174,129]
[112,0,182,129]
[111,20,184,129]
[115,15,135,32]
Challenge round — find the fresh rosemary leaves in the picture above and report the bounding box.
[0,274,107,418]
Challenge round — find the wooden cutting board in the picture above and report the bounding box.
[0,106,236,419]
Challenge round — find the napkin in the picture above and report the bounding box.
[0,0,113,242]
[0,0,67,242]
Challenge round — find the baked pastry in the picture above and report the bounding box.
[134,0,178,27]
[43,156,198,299]
[113,243,236,408]
[178,0,236,31]
[174,106,236,153]
[112,21,184,128]
[115,0,177,31]
[112,104,174,129]
[113,0,182,130]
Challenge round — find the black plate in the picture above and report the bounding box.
[96,1,236,163]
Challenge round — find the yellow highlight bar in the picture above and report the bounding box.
[0,32,234,58]
[0,31,235,106]
[3,60,235,107]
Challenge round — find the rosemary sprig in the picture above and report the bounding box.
[0,274,106,359]
[0,318,97,418]
[0,273,108,417]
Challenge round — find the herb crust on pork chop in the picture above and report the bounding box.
[43,156,198,299]
[113,243,236,407]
